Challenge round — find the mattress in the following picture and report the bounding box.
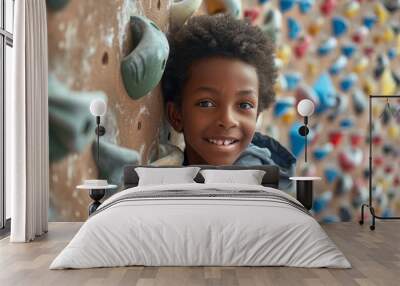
[50,183,351,269]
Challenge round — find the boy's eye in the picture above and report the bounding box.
[197,100,215,108]
[239,102,254,109]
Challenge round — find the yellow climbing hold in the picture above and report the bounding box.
[353,57,369,74]
[380,69,396,95]
[344,1,360,19]
[373,2,388,24]
[308,17,324,37]
[363,77,377,95]
[383,27,395,43]
[306,61,318,77]
[372,104,381,118]
[276,44,291,66]
[388,125,399,139]
[281,109,296,124]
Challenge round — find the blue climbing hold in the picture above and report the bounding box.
[274,97,294,117]
[259,0,270,4]
[332,16,348,37]
[313,73,337,113]
[363,15,377,29]
[313,143,333,161]
[324,167,340,183]
[299,0,314,14]
[313,191,332,214]
[287,17,301,40]
[318,37,337,56]
[339,118,354,129]
[284,72,302,91]
[329,55,347,75]
[341,43,357,58]
[388,47,397,59]
[279,0,295,13]
[340,73,358,92]
[322,215,340,223]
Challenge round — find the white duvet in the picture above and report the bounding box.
[50,183,351,269]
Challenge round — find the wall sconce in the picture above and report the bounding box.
[90,99,107,164]
[297,99,315,163]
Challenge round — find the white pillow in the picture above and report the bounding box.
[135,167,200,186]
[200,169,266,185]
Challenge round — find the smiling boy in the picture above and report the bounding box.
[161,14,296,191]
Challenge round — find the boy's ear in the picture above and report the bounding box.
[166,102,183,132]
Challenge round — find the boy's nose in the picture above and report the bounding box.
[217,108,239,130]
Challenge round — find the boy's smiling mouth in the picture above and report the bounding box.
[204,137,239,147]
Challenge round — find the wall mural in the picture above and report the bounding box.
[47,0,400,222]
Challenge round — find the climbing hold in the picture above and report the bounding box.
[322,215,340,223]
[204,0,242,18]
[48,75,107,162]
[383,26,395,43]
[299,0,314,14]
[284,72,302,91]
[92,140,140,186]
[294,35,311,58]
[382,0,400,12]
[374,2,389,24]
[352,26,369,43]
[306,60,319,77]
[244,8,260,23]
[372,134,383,146]
[261,8,283,44]
[281,109,296,124]
[313,191,332,214]
[46,0,69,10]
[352,89,367,115]
[380,69,396,95]
[279,0,295,13]
[350,132,364,147]
[329,55,347,75]
[121,16,169,100]
[340,73,358,92]
[388,47,397,59]
[307,17,324,37]
[339,118,354,129]
[374,53,389,79]
[170,0,203,30]
[317,37,337,56]
[388,124,399,139]
[320,0,336,16]
[344,1,360,19]
[287,17,301,40]
[331,16,348,37]
[313,73,337,113]
[338,147,363,172]
[362,77,377,95]
[259,0,270,4]
[327,95,348,121]
[341,43,357,58]
[352,56,369,74]
[329,130,344,147]
[276,44,291,66]
[363,14,377,30]
[274,97,295,117]
[274,74,287,93]
[324,167,340,184]
[313,143,333,161]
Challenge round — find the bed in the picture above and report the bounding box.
[50,165,351,269]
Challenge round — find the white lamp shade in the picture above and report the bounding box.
[297,99,315,117]
[90,99,107,116]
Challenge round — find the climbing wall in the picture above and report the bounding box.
[47,0,400,222]
[47,0,172,221]
[240,0,400,222]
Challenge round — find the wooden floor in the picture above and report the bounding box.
[0,222,399,286]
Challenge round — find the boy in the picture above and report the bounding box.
[160,14,296,191]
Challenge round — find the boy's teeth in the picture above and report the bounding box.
[208,139,235,146]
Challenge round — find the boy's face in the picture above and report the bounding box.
[168,56,259,165]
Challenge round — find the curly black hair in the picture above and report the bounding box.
[161,13,277,113]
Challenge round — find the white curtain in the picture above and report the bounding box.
[8,0,49,242]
